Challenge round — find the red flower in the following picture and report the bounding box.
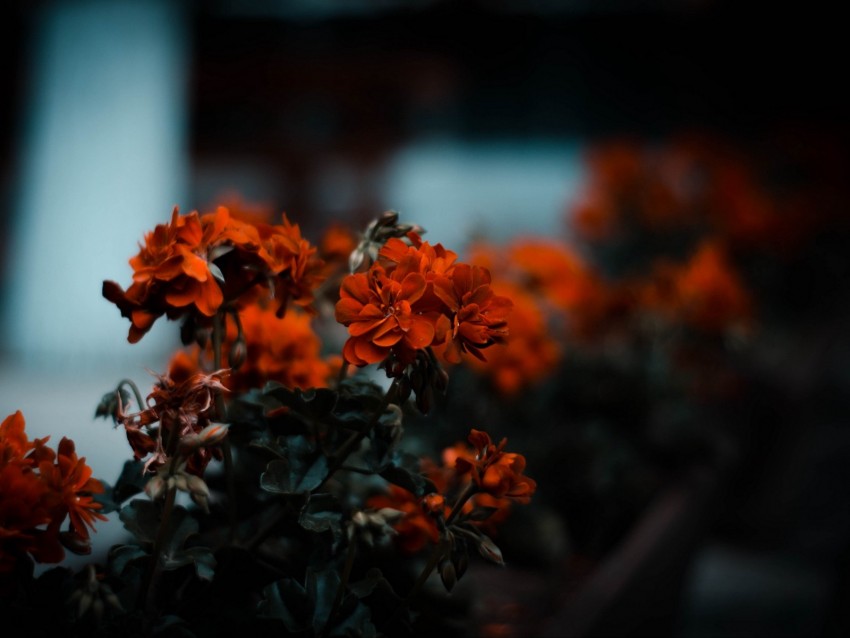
[643,240,752,334]
[465,282,562,395]
[37,438,106,541]
[432,264,512,364]
[366,485,441,554]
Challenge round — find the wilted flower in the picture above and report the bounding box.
[120,361,228,475]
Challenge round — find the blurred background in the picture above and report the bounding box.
[1,0,849,636]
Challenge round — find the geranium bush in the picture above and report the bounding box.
[1,208,536,637]
[3,130,840,637]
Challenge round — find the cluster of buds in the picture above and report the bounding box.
[348,210,425,273]
[67,565,123,625]
[145,460,212,512]
[346,507,405,548]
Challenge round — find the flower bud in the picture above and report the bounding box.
[228,337,247,370]
[439,559,457,592]
[477,533,504,566]
[145,474,167,501]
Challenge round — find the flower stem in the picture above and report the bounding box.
[117,378,145,413]
[212,309,238,541]
[445,482,477,527]
[389,536,450,623]
[137,422,182,613]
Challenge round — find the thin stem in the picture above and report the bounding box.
[445,482,478,527]
[117,378,145,412]
[212,309,238,541]
[137,422,183,612]
[388,536,450,624]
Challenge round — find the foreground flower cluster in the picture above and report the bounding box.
[3,207,534,637]
[0,411,105,576]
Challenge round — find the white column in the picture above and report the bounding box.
[3,0,189,371]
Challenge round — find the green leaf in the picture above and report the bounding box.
[348,568,393,599]
[258,578,312,632]
[162,506,199,558]
[152,615,197,638]
[260,437,330,495]
[379,453,437,497]
[163,547,217,581]
[306,567,340,634]
[108,544,148,577]
[299,493,343,541]
[95,460,147,513]
[259,458,292,494]
[263,383,339,419]
[119,499,160,544]
[331,599,377,638]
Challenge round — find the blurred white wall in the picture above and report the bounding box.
[382,137,585,252]
[3,0,189,372]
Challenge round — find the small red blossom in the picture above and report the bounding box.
[451,430,536,503]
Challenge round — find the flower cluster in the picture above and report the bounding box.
[335,232,512,370]
[367,429,535,555]
[570,136,829,254]
[103,206,323,343]
[642,240,753,334]
[0,411,105,575]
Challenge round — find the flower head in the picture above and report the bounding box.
[1,412,104,573]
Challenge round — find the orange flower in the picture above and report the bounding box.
[103,207,227,343]
[644,240,752,333]
[335,264,436,367]
[432,264,512,364]
[104,206,323,342]
[336,232,513,370]
[254,215,324,316]
[365,484,441,554]
[224,304,338,393]
[450,430,536,503]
